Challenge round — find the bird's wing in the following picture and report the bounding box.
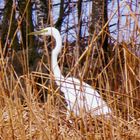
[59,77,111,115]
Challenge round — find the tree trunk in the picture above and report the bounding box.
[77,0,82,39]
[18,0,27,48]
[76,0,83,59]
[90,0,108,53]
[34,0,49,29]
[55,0,64,31]
[1,0,19,55]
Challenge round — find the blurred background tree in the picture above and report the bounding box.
[0,0,110,56]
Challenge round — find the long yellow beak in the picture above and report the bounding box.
[28,29,48,35]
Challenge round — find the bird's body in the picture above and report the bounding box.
[29,27,111,116]
[57,77,110,116]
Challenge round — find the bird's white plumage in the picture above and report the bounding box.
[57,77,110,116]
[31,27,111,116]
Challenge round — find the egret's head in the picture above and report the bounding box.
[29,27,62,50]
[29,27,60,37]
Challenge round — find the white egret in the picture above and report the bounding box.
[29,27,111,116]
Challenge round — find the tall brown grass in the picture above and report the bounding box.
[0,38,140,139]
